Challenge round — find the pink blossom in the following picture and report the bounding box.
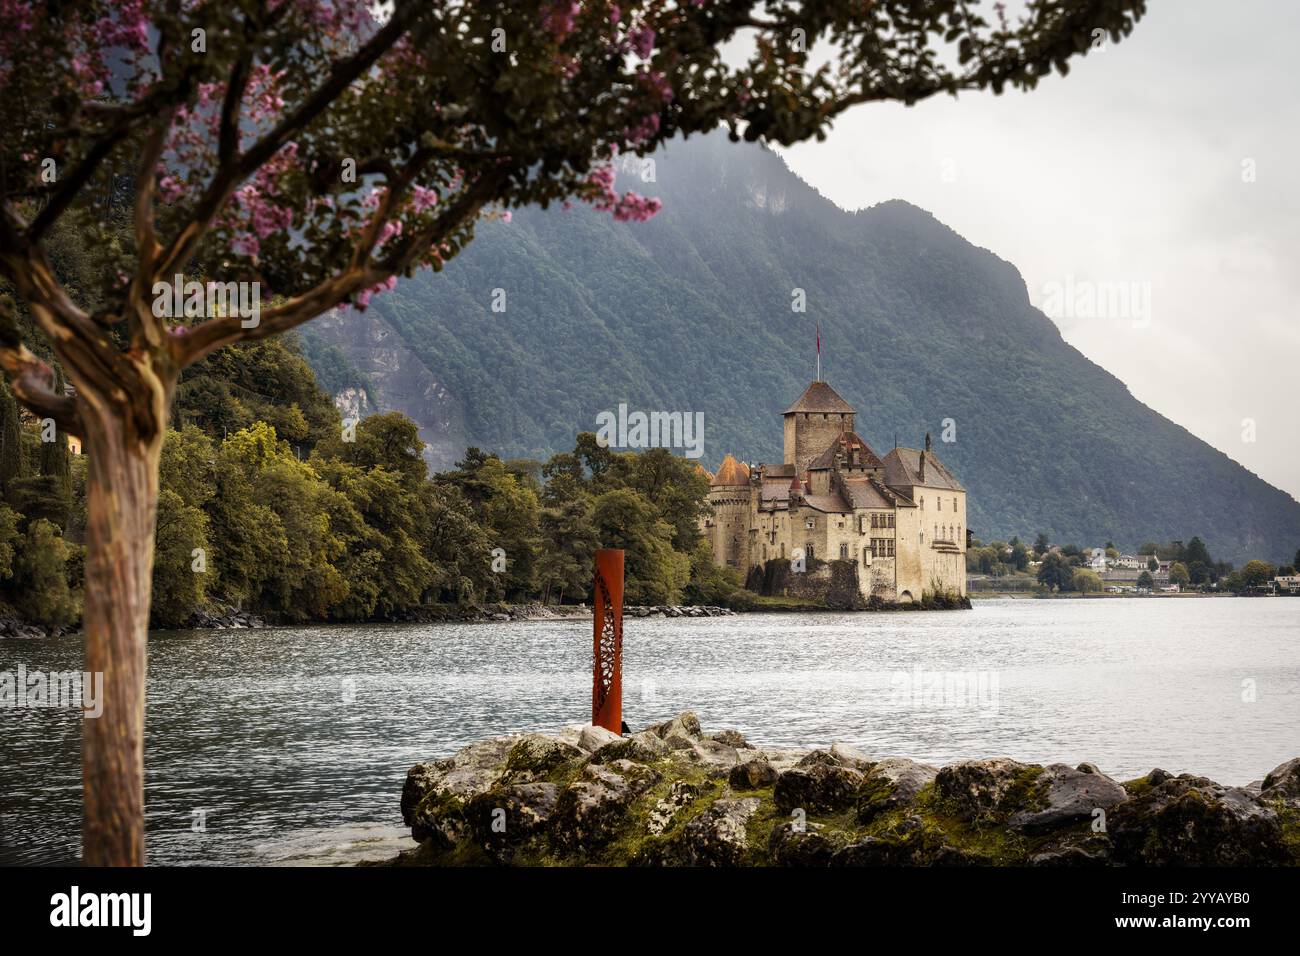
[543,1,581,40]
[584,163,662,223]
[354,275,397,310]
[410,184,439,213]
[629,25,655,60]
[231,233,260,258]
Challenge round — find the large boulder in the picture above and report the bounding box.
[856,758,938,823]
[710,729,753,750]
[551,762,658,852]
[465,783,561,860]
[730,755,779,790]
[829,743,875,772]
[831,816,973,867]
[676,797,761,866]
[769,821,839,866]
[774,763,864,814]
[590,730,668,764]
[652,712,702,744]
[934,758,1044,824]
[1108,772,1290,866]
[1007,763,1127,835]
[501,734,585,783]
[1260,757,1300,807]
[401,737,515,847]
[646,781,701,836]
[577,725,624,753]
[682,737,740,771]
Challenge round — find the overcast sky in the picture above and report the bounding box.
[776,0,1300,500]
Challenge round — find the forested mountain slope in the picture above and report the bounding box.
[304,134,1300,564]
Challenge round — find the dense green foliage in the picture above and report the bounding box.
[306,134,1300,566]
[1,341,739,627]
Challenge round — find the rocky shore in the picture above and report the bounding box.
[183,608,267,630]
[396,712,1300,866]
[0,617,75,640]
[388,603,738,624]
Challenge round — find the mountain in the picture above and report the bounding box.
[302,133,1300,566]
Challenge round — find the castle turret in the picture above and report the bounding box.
[783,380,855,475]
[706,454,753,569]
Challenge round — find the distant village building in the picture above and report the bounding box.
[1113,553,1143,570]
[1274,575,1300,595]
[701,379,967,603]
[1088,549,1109,572]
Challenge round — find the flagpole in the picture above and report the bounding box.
[816,322,821,381]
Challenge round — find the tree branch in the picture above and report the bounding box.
[0,301,82,434]
[129,109,176,352]
[156,3,422,279]
[172,167,507,370]
[169,265,382,368]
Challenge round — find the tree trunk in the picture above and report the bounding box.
[80,409,162,866]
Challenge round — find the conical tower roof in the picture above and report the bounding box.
[711,454,750,487]
[784,380,855,415]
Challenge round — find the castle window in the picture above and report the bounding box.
[840,543,849,560]
[806,543,815,560]
[805,517,815,530]
[953,498,958,512]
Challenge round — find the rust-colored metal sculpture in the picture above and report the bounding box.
[592,549,624,733]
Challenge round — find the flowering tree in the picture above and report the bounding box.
[0,0,1144,865]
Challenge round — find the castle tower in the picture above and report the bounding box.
[783,381,856,475]
[707,453,752,570]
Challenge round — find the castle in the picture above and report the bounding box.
[700,379,968,604]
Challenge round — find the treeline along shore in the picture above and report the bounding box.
[0,329,762,635]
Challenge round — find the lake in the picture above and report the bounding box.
[1,598,1297,865]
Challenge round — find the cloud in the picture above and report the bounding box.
[775,0,1300,499]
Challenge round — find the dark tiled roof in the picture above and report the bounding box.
[784,380,855,415]
[881,447,965,492]
[760,478,793,503]
[807,431,884,471]
[802,492,852,514]
[761,462,796,478]
[842,478,893,510]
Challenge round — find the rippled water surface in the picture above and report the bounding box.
[2,598,1297,865]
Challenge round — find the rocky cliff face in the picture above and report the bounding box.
[304,308,468,472]
[394,713,1300,867]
